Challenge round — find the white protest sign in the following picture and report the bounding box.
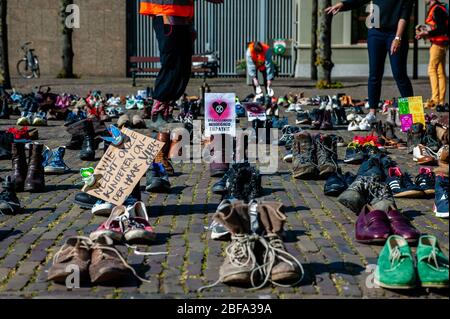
[205,93,236,137]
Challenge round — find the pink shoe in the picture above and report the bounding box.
[122,202,156,245]
[90,206,126,242]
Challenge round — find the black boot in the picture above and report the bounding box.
[66,135,83,150]
[0,97,9,119]
[80,120,96,161]
[0,176,22,215]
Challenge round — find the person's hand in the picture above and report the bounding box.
[415,30,429,40]
[206,0,224,3]
[325,2,344,15]
[391,39,401,55]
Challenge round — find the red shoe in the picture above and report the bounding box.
[90,206,126,242]
[122,202,157,245]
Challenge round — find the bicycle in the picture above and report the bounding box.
[17,42,40,79]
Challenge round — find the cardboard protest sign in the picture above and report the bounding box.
[82,128,164,206]
[398,96,426,132]
[244,102,267,122]
[205,93,236,137]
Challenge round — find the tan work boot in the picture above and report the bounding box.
[213,201,258,286]
[258,202,304,284]
[47,237,91,284]
[89,235,130,285]
[154,132,174,175]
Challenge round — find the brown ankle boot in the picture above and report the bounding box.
[168,129,184,159]
[213,200,258,286]
[154,132,174,175]
[11,143,28,192]
[89,235,130,284]
[258,202,303,284]
[24,143,46,193]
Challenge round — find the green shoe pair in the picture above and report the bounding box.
[375,235,449,289]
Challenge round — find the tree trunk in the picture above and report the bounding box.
[59,0,75,78]
[316,0,334,85]
[0,0,11,89]
[311,0,318,81]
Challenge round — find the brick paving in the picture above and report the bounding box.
[0,77,448,299]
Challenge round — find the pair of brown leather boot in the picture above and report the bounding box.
[47,236,131,285]
[207,200,304,290]
[11,143,45,193]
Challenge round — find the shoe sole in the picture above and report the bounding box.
[74,200,96,210]
[125,231,157,245]
[272,272,301,283]
[211,232,230,241]
[222,274,252,285]
[374,278,416,290]
[393,190,426,198]
[424,189,435,195]
[344,158,364,165]
[44,168,67,175]
[435,211,449,219]
[356,238,388,245]
[92,207,114,217]
[421,282,449,289]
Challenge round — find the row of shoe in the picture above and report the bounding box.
[292,132,338,180]
[212,162,262,202]
[375,235,448,289]
[17,111,48,127]
[200,200,304,291]
[344,135,384,165]
[424,99,449,113]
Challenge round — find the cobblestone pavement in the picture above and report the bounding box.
[0,78,448,299]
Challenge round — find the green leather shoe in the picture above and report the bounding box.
[417,235,449,289]
[375,235,417,289]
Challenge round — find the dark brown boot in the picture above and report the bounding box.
[315,134,338,178]
[11,143,28,192]
[258,202,304,284]
[24,143,45,193]
[154,132,174,175]
[47,237,91,284]
[89,235,130,284]
[213,201,258,286]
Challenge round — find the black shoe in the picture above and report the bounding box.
[226,163,262,202]
[0,98,10,119]
[212,171,230,195]
[74,192,98,209]
[414,167,436,195]
[387,167,426,199]
[0,177,22,215]
[66,135,83,150]
[146,163,171,193]
[344,142,365,164]
[324,173,347,197]
[80,120,96,161]
[0,131,14,160]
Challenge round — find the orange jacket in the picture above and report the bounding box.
[426,2,449,45]
[140,0,195,18]
[248,42,270,72]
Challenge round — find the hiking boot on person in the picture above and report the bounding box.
[258,202,304,284]
[47,236,92,284]
[314,134,338,178]
[213,201,258,286]
[292,132,318,180]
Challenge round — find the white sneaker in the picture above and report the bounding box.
[255,86,263,95]
[359,118,372,131]
[92,200,115,217]
[413,144,438,164]
[348,121,360,132]
[286,104,296,112]
[365,113,377,125]
[295,104,303,113]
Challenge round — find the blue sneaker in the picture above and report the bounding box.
[387,167,425,198]
[235,102,246,118]
[44,147,70,174]
[434,175,449,219]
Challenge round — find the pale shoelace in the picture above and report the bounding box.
[198,234,305,292]
[315,138,339,172]
[52,236,157,283]
[426,244,449,270]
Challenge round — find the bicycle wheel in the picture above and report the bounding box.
[17,59,34,79]
[33,58,40,79]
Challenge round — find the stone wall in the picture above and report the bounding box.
[7,0,126,77]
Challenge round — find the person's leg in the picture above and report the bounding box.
[436,45,448,105]
[389,34,414,99]
[367,28,387,119]
[428,44,440,105]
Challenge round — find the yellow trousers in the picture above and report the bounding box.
[428,44,448,105]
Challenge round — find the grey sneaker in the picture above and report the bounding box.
[338,176,379,213]
[369,181,397,212]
